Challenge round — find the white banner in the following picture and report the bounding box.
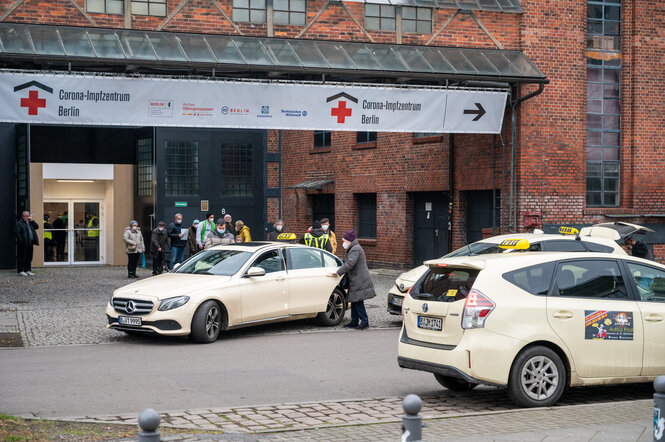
[0,72,507,133]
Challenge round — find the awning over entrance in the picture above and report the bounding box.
[286,180,335,190]
[0,23,545,85]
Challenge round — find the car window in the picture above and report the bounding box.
[445,242,504,257]
[555,260,628,299]
[287,248,323,270]
[175,250,251,276]
[543,240,587,252]
[582,241,615,253]
[323,252,341,267]
[503,262,555,296]
[251,250,284,274]
[625,262,665,303]
[415,268,480,302]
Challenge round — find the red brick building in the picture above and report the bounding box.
[1,0,663,268]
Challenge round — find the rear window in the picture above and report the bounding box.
[542,240,587,252]
[503,262,555,296]
[413,267,480,302]
[582,241,615,253]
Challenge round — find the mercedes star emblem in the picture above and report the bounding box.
[126,300,135,314]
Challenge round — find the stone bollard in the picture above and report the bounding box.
[138,408,161,442]
[656,376,665,442]
[401,394,422,442]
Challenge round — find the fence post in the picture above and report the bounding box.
[138,408,160,442]
[401,394,422,442]
[656,376,665,442]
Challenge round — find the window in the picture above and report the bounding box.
[503,262,555,296]
[323,253,342,267]
[251,250,284,274]
[582,241,615,253]
[287,248,323,270]
[555,260,627,299]
[586,0,621,207]
[414,132,439,138]
[221,143,254,197]
[175,250,252,275]
[357,193,376,239]
[274,0,306,25]
[626,262,665,303]
[164,141,199,197]
[402,7,432,34]
[365,4,395,31]
[356,131,377,144]
[417,268,480,302]
[131,0,166,16]
[542,240,587,252]
[86,0,123,14]
[137,138,152,197]
[233,0,267,23]
[313,131,331,148]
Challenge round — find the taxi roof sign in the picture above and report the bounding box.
[499,239,531,250]
[559,226,580,236]
[276,232,297,241]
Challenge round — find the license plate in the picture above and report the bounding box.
[417,316,442,331]
[392,295,403,306]
[118,316,142,326]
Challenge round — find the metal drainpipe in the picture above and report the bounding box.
[509,82,545,232]
[448,133,454,252]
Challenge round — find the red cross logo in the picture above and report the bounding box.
[331,100,352,124]
[20,90,47,116]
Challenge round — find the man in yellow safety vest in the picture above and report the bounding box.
[303,220,332,253]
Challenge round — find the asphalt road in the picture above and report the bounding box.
[0,328,437,418]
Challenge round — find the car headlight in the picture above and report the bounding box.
[158,296,190,311]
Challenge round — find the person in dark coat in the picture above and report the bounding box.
[16,211,39,276]
[188,219,200,257]
[335,230,375,330]
[303,220,333,252]
[627,237,653,260]
[150,221,170,275]
[167,213,187,268]
[267,219,286,241]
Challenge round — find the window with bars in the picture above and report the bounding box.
[586,0,621,207]
[402,7,432,34]
[274,0,306,25]
[221,143,254,197]
[233,0,267,23]
[164,141,199,197]
[356,132,377,144]
[357,193,377,239]
[86,0,123,14]
[313,131,331,148]
[365,4,395,31]
[137,138,153,197]
[131,0,167,16]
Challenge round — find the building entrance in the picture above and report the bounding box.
[43,200,103,265]
[412,192,449,266]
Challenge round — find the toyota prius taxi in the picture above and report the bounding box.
[106,242,347,343]
[397,245,665,407]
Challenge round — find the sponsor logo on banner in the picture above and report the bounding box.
[280,109,308,117]
[182,102,213,117]
[14,80,53,116]
[584,310,634,340]
[221,106,250,116]
[148,99,173,117]
[327,92,357,124]
[257,105,272,118]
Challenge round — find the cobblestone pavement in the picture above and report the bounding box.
[0,266,402,347]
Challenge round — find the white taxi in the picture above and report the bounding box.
[106,242,346,343]
[397,250,665,407]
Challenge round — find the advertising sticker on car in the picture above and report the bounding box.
[418,316,442,331]
[584,310,633,340]
[119,316,142,326]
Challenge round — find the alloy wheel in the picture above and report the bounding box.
[520,355,559,401]
[206,306,220,338]
[326,292,344,321]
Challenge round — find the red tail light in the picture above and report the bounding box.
[401,287,412,320]
[462,289,495,329]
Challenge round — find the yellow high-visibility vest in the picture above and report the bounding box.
[87,216,99,237]
[304,232,329,249]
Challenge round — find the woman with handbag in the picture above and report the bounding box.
[123,220,145,279]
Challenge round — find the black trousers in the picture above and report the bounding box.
[152,252,163,275]
[17,244,34,273]
[127,253,139,276]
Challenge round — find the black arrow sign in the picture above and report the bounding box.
[463,102,486,121]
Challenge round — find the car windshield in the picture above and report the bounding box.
[445,242,504,257]
[175,249,252,275]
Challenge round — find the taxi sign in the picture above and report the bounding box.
[276,232,297,242]
[559,226,580,236]
[499,239,531,250]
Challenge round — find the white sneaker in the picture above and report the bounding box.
[26,271,35,276]
[18,272,28,276]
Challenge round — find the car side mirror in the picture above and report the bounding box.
[246,267,266,277]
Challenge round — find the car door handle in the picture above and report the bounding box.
[644,314,664,323]
[552,311,573,319]
[276,277,285,281]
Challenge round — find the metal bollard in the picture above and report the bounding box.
[138,408,161,442]
[656,376,665,442]
[401,394,422,442]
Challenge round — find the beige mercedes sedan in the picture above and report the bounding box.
[106,242,346,343]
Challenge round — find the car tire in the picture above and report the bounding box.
[433,374,478,392]
[317,289,346,326]
[507,345,566,407]
[190,300,224,343]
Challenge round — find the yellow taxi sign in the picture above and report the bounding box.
[276,232,297,241]
[559,226,580,236]
[499,239,531,250]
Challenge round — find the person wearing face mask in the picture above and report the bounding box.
[320,218,337,254]
[123,220,145,279]
[303,220,332,252]
[150,221,170,275]
[167,213,187,269]
[333,230,375,330]
[268,219,286,241]
[204,220,235,249]
[196,212,215,251]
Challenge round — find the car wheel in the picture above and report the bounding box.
[317,289,346,326]
[434,374,478,392]
[191,300,223,343]
[507,346,566,407]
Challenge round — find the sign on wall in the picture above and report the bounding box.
[0,72,508,133]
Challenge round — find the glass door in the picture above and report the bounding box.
[43,200,103,265]
[43,201,69,264]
